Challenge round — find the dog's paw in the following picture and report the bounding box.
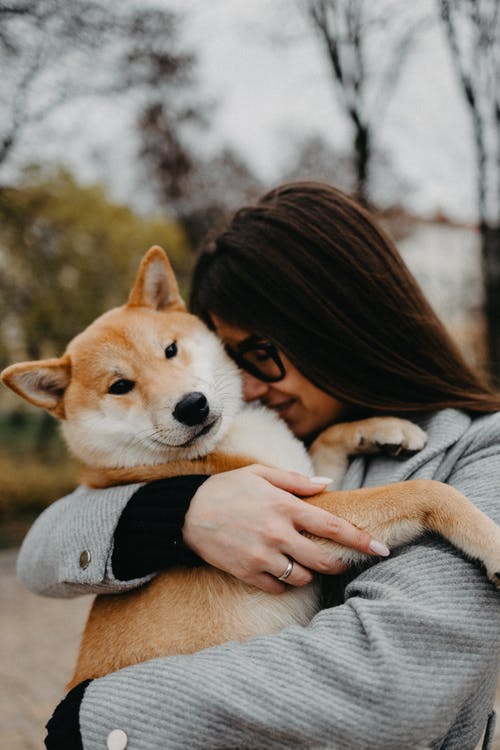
[357,417,427,459]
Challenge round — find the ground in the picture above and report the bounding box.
[0,549,90,749]
[0,548,498,749]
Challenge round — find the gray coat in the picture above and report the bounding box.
[17,409,500,749]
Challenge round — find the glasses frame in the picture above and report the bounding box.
[225,338,286,383]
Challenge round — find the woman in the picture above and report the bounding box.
[20,183,500,749]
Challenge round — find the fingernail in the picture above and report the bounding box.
[369,540,390,557]
[310,476,333,485]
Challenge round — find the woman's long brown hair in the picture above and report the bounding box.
[191,182,500,414]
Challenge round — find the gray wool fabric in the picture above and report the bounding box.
[16,409,500,749]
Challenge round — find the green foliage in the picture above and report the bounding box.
[0,411,79,547]
[0,165,190,365]
[0,166,192,547]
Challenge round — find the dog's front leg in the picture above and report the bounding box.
[309,417,427,487]
[302,479,500,586]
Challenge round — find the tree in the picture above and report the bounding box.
[280,134,354,191]
[1,0,247,251]
[280,132,413,208]
[0,0,199,172]
[302,0,430,204]
[138,99,263,249]
[174,147,263,250]
[438,0,500,381]
[0,166,189,367]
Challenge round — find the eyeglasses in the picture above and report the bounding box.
[224,337,286,383]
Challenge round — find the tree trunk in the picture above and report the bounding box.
[0,133,15,168]
[481,222,500,385]
[354,122,370,206]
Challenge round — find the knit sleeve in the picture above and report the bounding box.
[77,416,500,750]
[17,476,208,598]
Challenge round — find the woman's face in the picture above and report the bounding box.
[211,315,347,440]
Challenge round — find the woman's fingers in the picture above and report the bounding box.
[249,464,332,495]
[269,556,314,586]
[280,532,351,575]
[183,466,388,593]
[245,572,287,595]
[245,561,314,593]
[249,464,390,556]
[291,501,390,559]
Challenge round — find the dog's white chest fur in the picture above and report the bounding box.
[218,404,314,476]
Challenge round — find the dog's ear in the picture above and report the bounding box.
[128,246,186,312]
[1,356,71,418]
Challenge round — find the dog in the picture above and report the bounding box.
[3,246,500,691]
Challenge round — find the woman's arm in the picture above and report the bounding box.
[16,477,207,597]
[16,469,371,598]
[79,545,500,749]
[51,419,500,749]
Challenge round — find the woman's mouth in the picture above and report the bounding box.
[267,398,296,420]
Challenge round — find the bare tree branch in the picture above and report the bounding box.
[0,37,48,164]
[372,15,433,122]
[0,1,196,171]
[438,0,500,381]
[304,0,429,203]
[0,3,35,15]
[439,0,489,219]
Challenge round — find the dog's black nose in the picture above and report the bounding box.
[173,392,210,426]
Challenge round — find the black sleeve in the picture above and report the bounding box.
[45,680,91,750]
[111,475,210,581]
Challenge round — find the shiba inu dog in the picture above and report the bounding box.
[3,246,500,690]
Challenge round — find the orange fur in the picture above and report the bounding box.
[82,452,255,488]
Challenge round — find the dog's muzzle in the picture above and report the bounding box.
[173,392,210,426]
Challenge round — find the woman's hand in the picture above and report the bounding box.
[183,464,388,594]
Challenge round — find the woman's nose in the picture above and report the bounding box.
[241,371,269,402]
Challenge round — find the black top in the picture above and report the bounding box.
[111,474,210,579]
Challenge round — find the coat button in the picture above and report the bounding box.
[107,728,128,750]
[79,550,91,569]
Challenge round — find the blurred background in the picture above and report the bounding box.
[0,1,499,747]
[0,0,499,543]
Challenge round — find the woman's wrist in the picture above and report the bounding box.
[111,475,210,580]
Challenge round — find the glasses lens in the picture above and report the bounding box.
[224,342,285,382]
[241,346,283,381]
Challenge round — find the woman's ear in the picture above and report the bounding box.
[0,356,71,417]
[127,245,186,312]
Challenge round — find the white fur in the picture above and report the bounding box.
[226,578,320,637]
[218,404,313,476]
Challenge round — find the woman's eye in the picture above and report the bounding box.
[254,350,271,363]
[165,342,178,359]
[108,379,135,395]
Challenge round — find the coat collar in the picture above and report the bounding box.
[341,409,472,490]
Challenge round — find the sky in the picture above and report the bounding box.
[4,0,481,222]
[165,0,476,220]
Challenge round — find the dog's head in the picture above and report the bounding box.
[1,246,242,467]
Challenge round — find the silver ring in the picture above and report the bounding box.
[277,559,294,581]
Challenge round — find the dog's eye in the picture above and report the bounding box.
[165,342,178,359]
[108,379,135,395]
